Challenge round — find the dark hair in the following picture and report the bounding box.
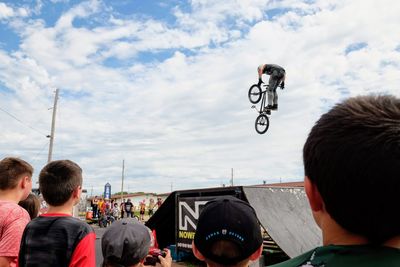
[303,95,400,243]
[39,160,82,206]
[0,157,33,190]
[19,193,40,220]
[210,240,242,263]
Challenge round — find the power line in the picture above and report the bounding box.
[0,106,48,137]
[31,141,50,163]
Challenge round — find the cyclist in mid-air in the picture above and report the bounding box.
[257,63,286,111]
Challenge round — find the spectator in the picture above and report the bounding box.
[98,197,105,216]
[125,198,134,218]
[91,196,99,218]
[18,160,96,267]
[148,198,155,216]
[112,202,120,220]
[156,197,163,208]
[120,199,125,218]
[192,196,263,267]
[105,199,111,213]
[99,201,115,227]
[18,193,40,220]
[139,201,146,221]
[102,218,172,267]
[105,200,114,223]
[271,95,400,266]
[0,157,33,267]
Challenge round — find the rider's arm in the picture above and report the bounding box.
[258,64,264,85]
[258,65,264,80]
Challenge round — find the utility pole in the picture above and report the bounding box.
[121,160,125,205]
[230,168,234,186]
[47,88,59,163]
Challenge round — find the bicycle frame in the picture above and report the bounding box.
[251,84,269,114]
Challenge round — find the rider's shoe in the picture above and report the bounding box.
[272,104,278,110]
[266,105,273,110]
[265,109,271,115]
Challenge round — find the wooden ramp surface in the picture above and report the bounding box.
[243,186,322,258]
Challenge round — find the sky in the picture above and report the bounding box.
[1,0,399,196]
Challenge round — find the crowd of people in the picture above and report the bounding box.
[90,195,163,227]
[0,94,399,267]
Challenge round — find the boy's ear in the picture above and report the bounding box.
[192,241,206,261]
[249,244,263,261]
[72,186,82,199]
[20,175,31,189]
[304,176,323,212]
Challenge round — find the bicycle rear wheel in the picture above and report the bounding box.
[248,84,262,104]
[255,114,269,134]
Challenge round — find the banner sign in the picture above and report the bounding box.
[177,196,214,251]
[104,183,111,199]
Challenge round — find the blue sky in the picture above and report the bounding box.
[1,0,399,195]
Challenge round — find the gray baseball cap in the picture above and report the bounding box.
[102,218,151,266]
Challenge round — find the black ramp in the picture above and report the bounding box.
[243,186,322,258]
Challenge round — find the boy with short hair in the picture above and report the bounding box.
[192,196,263,267]
[272,95,400,266]
[18,160,95,267]
[0,157,33,267]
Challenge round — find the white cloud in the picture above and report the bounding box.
[55,0,101,29]
[0,3,15,19]
[0,2,30,20]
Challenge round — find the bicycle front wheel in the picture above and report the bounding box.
[255,114,269,134]
[248,84,262,104]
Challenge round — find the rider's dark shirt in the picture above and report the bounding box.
[262,64,285,75]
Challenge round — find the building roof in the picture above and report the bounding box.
[87,192,168,201]
[255,181,304,187]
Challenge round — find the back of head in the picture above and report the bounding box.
[39,160,82,206]
[18,193,40,220]
[303,95,400,243]
[102,218,151,266]
[0,157,33,190]
[193,196,263,266]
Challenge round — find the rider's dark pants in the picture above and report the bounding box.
[268,70,284,106]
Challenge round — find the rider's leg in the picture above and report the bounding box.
[268,76,279,109]
[272,90,278,110]
[267,76,276,108]
[272,76,284,110]
[267,90,274,108]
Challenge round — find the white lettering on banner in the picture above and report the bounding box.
[177,242,193,249]
[178,201,208,231]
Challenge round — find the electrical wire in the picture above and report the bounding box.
[0,106,48,137]
[31,141,50,163]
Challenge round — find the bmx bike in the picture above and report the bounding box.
[248,83,270,134]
